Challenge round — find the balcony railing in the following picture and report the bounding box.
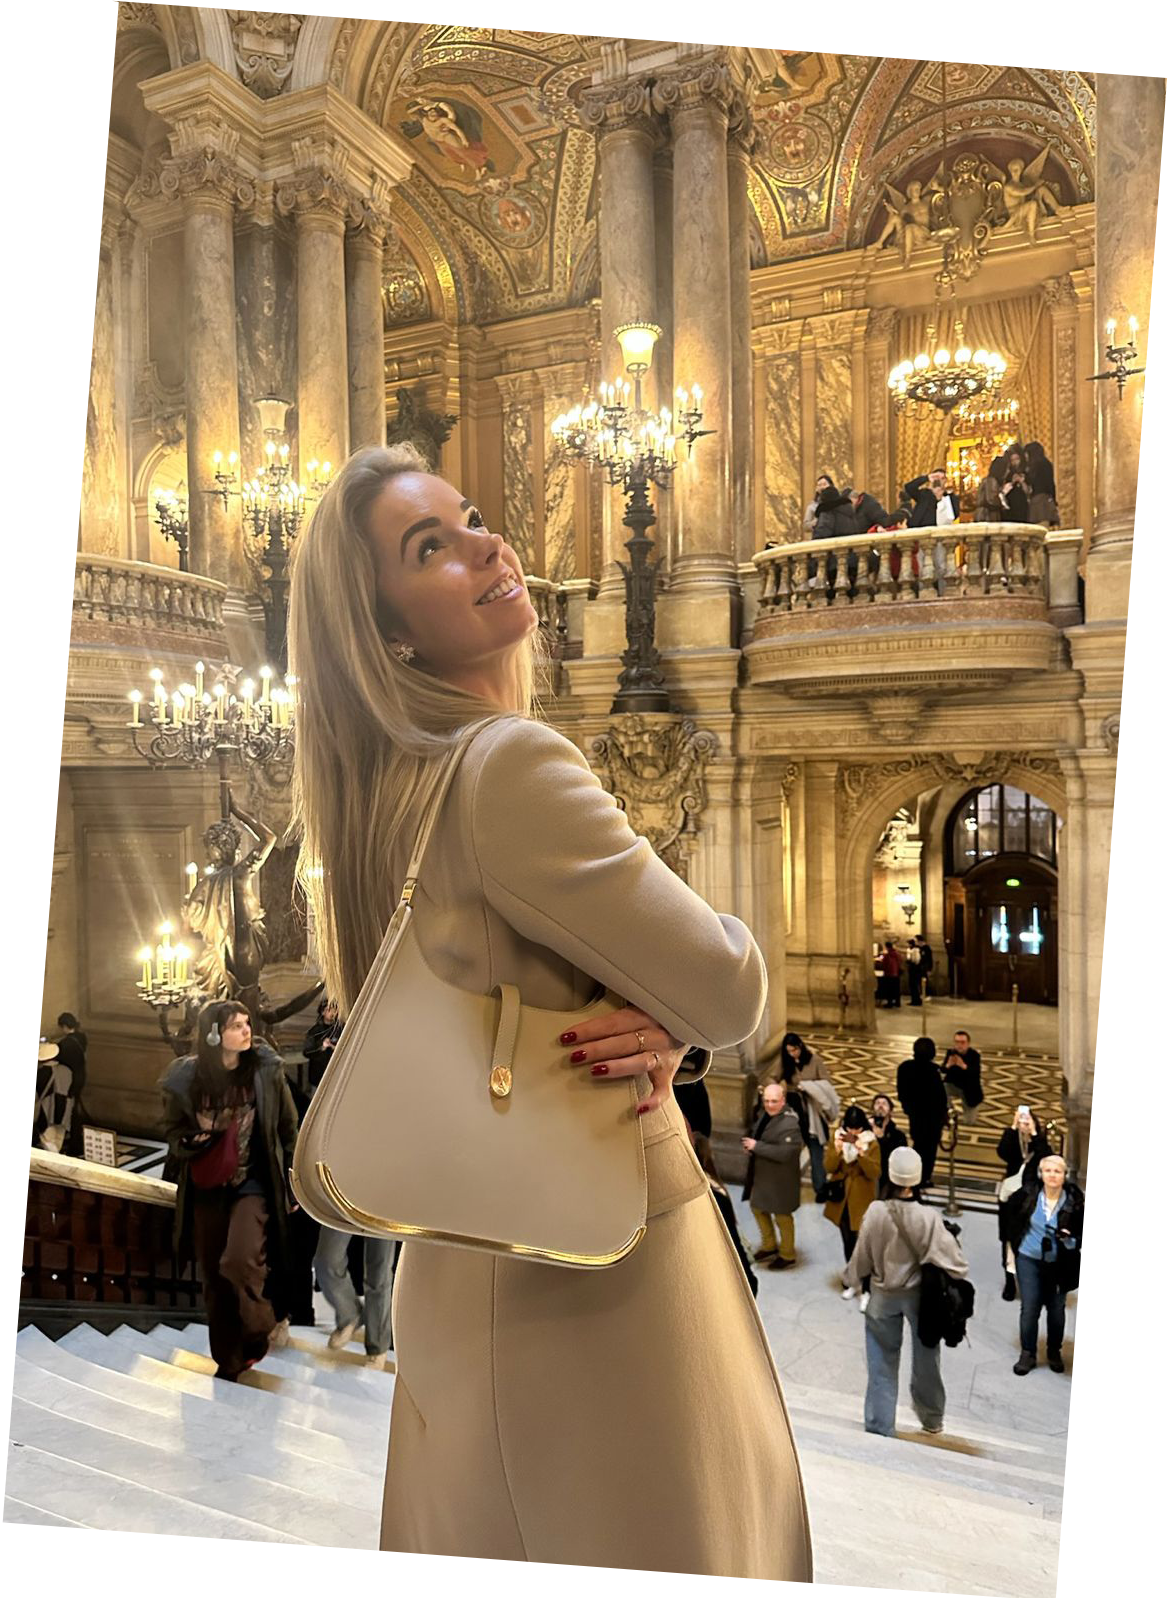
[753,522,1062,616]
[74,554,226,642]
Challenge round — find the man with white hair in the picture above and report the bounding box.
[846,1145,970,1436]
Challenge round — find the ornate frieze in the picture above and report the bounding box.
[589,716,719,879]
[159,118,256,208]
[577,78,656,136]
[227,12,304,100]
[836,749,1065,828]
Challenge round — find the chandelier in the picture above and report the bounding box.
[951,396,1019,438]
[550,323,708,493]
[154,484,191,571]
[888,308,1006,415]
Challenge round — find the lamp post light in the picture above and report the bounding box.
[551,323,712,715]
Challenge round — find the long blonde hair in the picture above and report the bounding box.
[288,443,547,1013]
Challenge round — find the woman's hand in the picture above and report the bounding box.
[560,1004,688,1117]
[742,1137,757,1152]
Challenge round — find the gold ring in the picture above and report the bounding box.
[636,1030,646,1051]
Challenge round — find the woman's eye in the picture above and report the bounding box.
[419,536,441,561]
[467,508,486,530]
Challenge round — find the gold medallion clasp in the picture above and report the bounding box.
[489,1065,512,1098]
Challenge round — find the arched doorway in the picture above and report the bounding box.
[944,785,1060,1005]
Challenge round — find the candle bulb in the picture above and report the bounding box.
[260,666,272,705]
[1129,315,1139,340]
[128,690,141,727]
[186,861,198,890]
[213,682,226,722]
[138,946,153,991]
[195,660,204,698]
[1105,318,1117,339]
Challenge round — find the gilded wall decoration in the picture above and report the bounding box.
[543,384,579,583]
[588,717,719,880]
[1054,323,1078,522]
[765,355,802,539]
[502,401,536,572]
[814,352,853,486]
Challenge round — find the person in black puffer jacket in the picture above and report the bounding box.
[1003,1154,1084,1376]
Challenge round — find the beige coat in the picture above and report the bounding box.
[379,716,812,1579]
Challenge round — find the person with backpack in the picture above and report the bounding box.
[845,1145,970,1437]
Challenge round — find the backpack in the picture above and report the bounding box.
[888,1205,974,1348]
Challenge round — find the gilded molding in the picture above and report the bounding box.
[836,749,1065,828]
[589,717,719,880]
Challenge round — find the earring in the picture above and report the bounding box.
[207,1024,221,1047]
[391,641,416,664]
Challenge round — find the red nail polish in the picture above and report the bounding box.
[637,1103,650,1115]
[560,1031,577,1044]
[590,1064,609,1076]
[570,1049,587,1063]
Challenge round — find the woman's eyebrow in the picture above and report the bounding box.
[399,500,474,561]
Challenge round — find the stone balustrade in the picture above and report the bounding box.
[73,554,227,644]
[525,576,567,656]
[754,522,1068,616]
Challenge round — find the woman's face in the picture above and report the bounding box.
[367,473,538,686]
[220,1012,251,1061]
[1040,1157,1066,1190]
[323,1002,339,1025]
[785,1042,801,1061]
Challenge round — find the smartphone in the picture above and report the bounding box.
[1018,1105,1031,1118]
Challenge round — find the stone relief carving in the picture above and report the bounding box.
[160,119,256,207]
[276,137,355,221]
[837,750,1064,827]
[228,12,304,99]
[118,3,160,29]
[589,718,719,880]
[386,386,457,471]
[867,694,926,743]
[1101,714,1120,755]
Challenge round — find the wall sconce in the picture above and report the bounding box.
[894,883,918,926]
[1089,315,1146,400]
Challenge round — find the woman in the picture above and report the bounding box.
[824,1105,882,1299]
[896,1036,949,1187]
[879,940,902,1007]
[870,1092,908,1195]
[160,1001,300,1381]
[760,1031,839,1201]
[975,465,1004,522]
[303,996,343,1090]
[995,1107,1052,1300]
[846,1145,969,1437]
[741,1080,804,1270]
[288,444,812,1579]
[1001,447,1030,520]
[1024,441,1059,526]
[1004,1153,1083,1375]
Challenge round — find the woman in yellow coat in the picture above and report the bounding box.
[289,445,813,1581]
[825,1104,882,1302]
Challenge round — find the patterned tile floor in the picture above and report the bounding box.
[800,1028,1064,1199]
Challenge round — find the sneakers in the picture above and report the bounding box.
[769,1255,796,1270]
[328,1316,363,1350]
[268,1318,291,1350]
[365,1352,388,1371]
[752,1247,779,1263]
[859,1292,871,1312]
[1013,1351,1037,1376]
[1048,1352,1065,1373]
[922,1422,944,1435]
[1001,1276,1017,1303]
[841,1285,857,1300]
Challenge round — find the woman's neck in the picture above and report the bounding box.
[221,1051,240,1072]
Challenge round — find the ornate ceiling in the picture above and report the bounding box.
[115,13,1097,326]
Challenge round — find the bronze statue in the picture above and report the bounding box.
[930,153,1004,282]
[184,794,276,1001]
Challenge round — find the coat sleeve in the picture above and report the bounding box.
[824,1140,843,1176]
[275,1073,300,1169]
[470,719,767,1051]
[752,1134,800,1164]
[857,1138,882,1183]
[159,1072,205,1165]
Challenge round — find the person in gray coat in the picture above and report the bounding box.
[742,1081,804,1269]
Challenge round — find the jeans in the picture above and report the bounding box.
[752,1208,796,1262]
[1017,1253,1066,1356]
[863,1286,946,1436]
[314,1227,397,1355]
[808,1139,827,1196]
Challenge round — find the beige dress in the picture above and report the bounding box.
[379,716,813,1580]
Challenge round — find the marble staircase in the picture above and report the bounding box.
[7,1237,1065,1593]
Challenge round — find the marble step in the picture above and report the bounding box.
[4,1495,84,1528]
[144,1322,394,1399]
[53,1327,382,1445]
[10,1355,380,1509]
[4,1442,305,1543]
[7,1395,376,1547]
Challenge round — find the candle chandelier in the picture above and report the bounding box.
[154,485,190,571]
[136,920,198,1009]
[550,323,712,714]
[950,395,1020,446]
[211,397,332,666]
[888,304,1006,415]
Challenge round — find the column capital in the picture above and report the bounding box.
[578,78,657,138]
[346,175,396,249]
[1043,272,1078,312]
[159,115,256,209]
[650,51,749,125]
[276,134,357,225]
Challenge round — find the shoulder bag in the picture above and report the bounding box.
[291,728,648,1268]
[888,1203,975,1348]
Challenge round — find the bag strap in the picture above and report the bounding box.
[397,720,495,909]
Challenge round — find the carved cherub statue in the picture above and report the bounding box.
[999,146,1065,242]
[875,179,934,265]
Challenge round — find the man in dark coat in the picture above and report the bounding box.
[851,488,890,531]
[896,1037,949,1186]
[904,470,960,528]
[741,1081,804,1269]
[55,1013,88,1156]
[942,1029,984,1116]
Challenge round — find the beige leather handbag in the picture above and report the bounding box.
[291,731,649,1268]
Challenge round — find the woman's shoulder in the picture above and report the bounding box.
[161,1054,197,1093]
[463,714,587,775]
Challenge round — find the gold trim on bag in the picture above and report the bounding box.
[317,1161,646,1267]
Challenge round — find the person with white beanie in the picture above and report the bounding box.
[845,1145,969,1437]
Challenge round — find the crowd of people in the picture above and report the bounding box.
[44,984,1079,1452]
[735,1025,1083,1437]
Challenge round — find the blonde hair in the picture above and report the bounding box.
[288,443,548,1013]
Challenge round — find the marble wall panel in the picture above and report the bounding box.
[814,352,853,487]
[81,824,185,1024]
[502,403,535,573]
[544,392,577,583]
[764,354,802,539]
[81,249,122,557]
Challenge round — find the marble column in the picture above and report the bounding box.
[346,206,390,450]
[175,179,246,587]
[580,82,659,602]
[654,65,734,596]
[80,220,124,557]
[652,144,675,571]
[278,165,351,473]
[727,116,755,566]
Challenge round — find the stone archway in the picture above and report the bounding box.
[837,753,1067,1031]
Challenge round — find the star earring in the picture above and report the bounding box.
[391,641,416,664]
